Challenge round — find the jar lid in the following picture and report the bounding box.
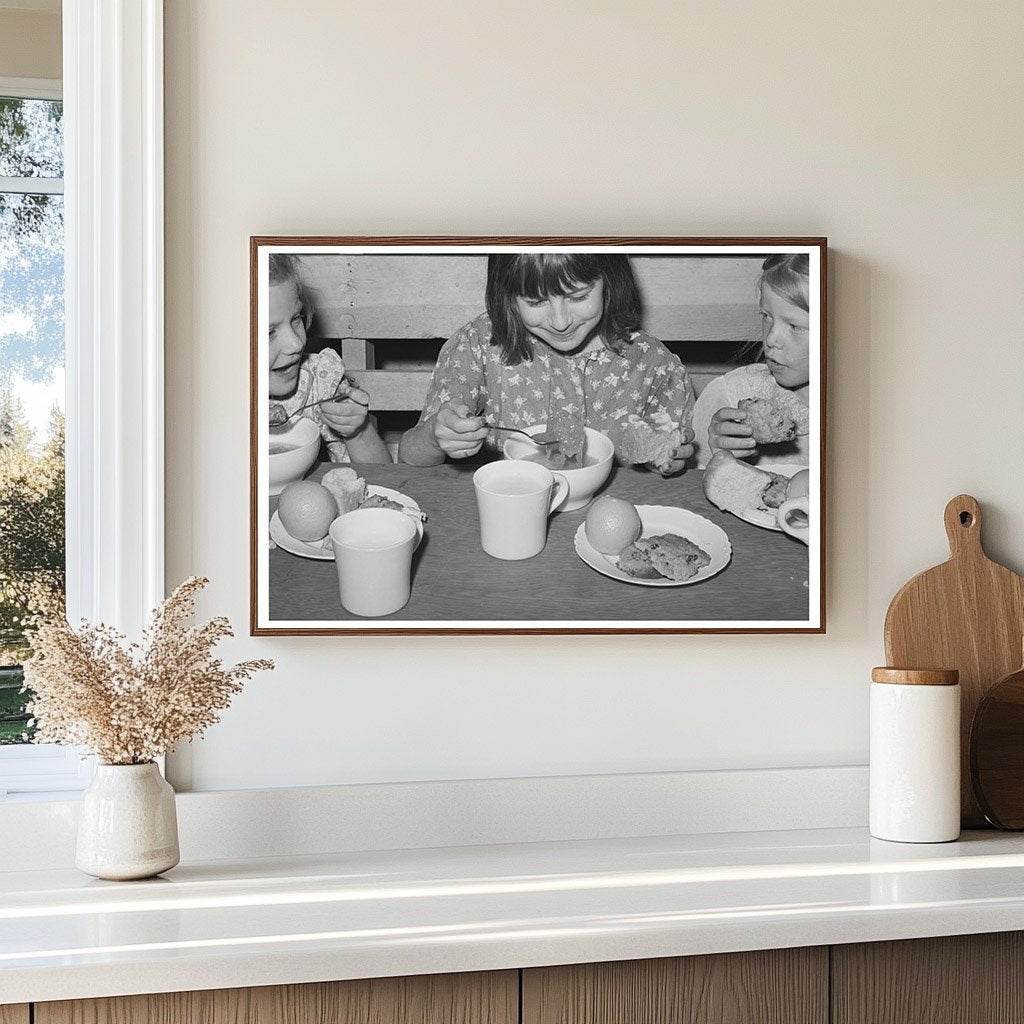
[871,667,959,686]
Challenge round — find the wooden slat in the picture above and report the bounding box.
[347,369,432,412]
[300,254,763,342]
[319,302,758,344]
[522,949,828,1024]
[340,338,375,370]
[0,1006,30,1024]
[832,933,1024,1024]
[36,971,518,1024]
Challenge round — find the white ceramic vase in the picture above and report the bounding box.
[76,762,180,880]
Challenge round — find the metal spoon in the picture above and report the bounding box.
[269,380,369,427]
[487,423,561,446]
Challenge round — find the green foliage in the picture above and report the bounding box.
[0,96,65,742]
[0,391,64,743]
[0,665,31,743]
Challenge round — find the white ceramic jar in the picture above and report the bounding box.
[76,762,180,880]
[870,667,961,843]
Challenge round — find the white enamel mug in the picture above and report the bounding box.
[777,496,810,545]
[329,508,424,617]
[473,461,569,560]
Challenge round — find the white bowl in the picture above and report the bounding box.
[268,417,320,495]
[503,425,614,512]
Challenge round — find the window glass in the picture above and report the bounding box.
[0,97,65,745]
[0,97,63,178]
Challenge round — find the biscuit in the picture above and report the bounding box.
[617,533,710,581]
[645,533,711,581]
[738,397,798,443]
[617,538,662,579]
[761,474,790,510]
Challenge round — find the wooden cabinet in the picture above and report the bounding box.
[34,972,518,1024]
[14,933,1024,1024]
[832,932,1024,1024]
[522,948,828,1024]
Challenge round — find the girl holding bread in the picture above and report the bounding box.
[691,253,811,469]
[268,253,390,463]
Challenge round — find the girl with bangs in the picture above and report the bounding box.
[691,253,811,469]
[398,253,695,474]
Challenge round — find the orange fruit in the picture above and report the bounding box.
[278,481,338,541]
[585,495,642,555]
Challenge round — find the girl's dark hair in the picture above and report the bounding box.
[268,253,314,329]
[759,253,810,312]
[486,253,643,364]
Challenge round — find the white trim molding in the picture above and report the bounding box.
[63,0,164,634]
[0,765,870,868]
[0,76,62,100]
[0,3,164,798]
[0,744,91,797]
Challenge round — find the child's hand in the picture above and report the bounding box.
[433,402,489,459]
[649,427,695,477]
[320,385,371,438]
[709,407,757,459]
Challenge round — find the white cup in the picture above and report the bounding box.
[777,496,810,545]
[473,461,568,560]
[329,508,424,617]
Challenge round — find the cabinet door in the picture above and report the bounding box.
[36,971,518,1024]
[523,948,828,1024]
[0,1007,30,1024]
[832,932,1024,1024]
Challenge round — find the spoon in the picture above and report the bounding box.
[269,380,369,427]
[487,423,561,446]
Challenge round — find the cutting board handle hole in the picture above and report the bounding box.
[960,511,974,527]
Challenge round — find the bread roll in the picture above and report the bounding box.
[703,451,788,515]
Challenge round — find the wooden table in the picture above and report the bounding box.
[268,462,810,626]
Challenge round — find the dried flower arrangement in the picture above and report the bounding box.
[22,577,273,765]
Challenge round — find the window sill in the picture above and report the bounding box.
[3,824,1023,1004]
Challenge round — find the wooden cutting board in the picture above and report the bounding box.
[884,494,1024,827]
[970,648,1024,829]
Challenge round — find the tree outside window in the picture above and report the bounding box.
[0,95,65,744]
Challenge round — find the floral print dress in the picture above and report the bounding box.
[420,313,695,456]
[271,348,350,461]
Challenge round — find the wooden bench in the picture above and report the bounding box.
[301,254,765,418]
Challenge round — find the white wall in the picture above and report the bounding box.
[164,1,1024,791]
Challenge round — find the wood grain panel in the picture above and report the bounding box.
[268,463,811,625]
[884,494,1024,825]
[832,933,1024,1024]
[299,253,763,342]
[522,949,828,1024]
[0,1006,30,1024]
[36,970,518,1024]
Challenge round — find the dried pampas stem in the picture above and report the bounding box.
[23,577,273,765]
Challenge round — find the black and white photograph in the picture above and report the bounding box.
[250,238,826,635]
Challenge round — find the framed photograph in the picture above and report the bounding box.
[250,237,826,635]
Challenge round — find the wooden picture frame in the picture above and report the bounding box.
[251,237,827,635]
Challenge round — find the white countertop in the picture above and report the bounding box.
[4,826,1024,1004]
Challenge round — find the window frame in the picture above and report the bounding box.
[0,0,165,797]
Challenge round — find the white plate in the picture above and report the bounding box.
[574,505,732,587]
[270,486,422,561]
[731,464,806,531]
